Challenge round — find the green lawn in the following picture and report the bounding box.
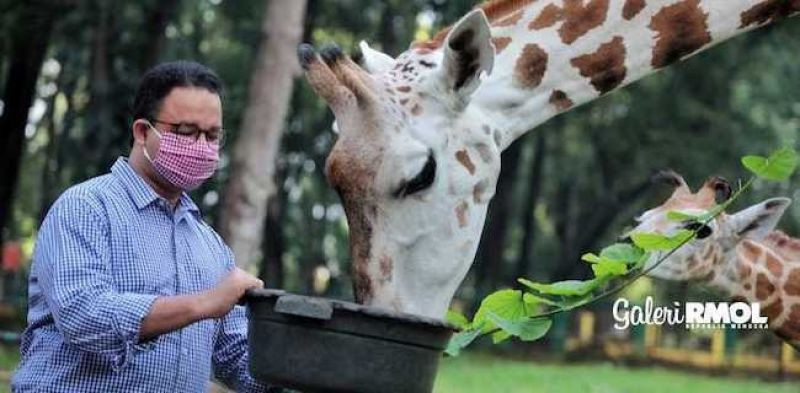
[0,345,18,393]
[3,346,800,392]
[434,355,800,393]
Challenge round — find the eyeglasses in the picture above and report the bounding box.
[149,119,226,148]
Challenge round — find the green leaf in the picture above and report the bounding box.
[472,289,527,333]
[591,259,628,277]
[632,251,652,269]
[742,147,798,181]
[445,328,482,356]
[518,277,603,297]
[599,243,645,263]
[486,312,552,343]
[581,253,602,263]
[630,230,694,251]
[446,310,470,329]
[522,292,559,308]
[666,211,702,221]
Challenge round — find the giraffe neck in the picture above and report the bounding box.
[709,238,800,342]
[461,0,798,150]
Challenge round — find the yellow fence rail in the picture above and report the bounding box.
[566,311,800,375]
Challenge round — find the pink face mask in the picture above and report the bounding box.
[143,122,220,190]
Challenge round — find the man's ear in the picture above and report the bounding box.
[439,9,494,100]
[730,197,792,240]
[359,41,395,74]
[132,119,150,146]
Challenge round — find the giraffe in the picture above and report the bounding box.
[626,171,800,347]
[297,0,800,318]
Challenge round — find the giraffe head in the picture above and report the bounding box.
[628,170,792,282]
[298,10,501,318]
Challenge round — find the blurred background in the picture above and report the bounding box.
[0,0,799,392]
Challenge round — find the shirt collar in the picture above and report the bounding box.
[111,157,200,214]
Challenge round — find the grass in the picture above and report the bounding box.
[3,345,799,392]
[434,354,800,393]
[0,345,17,393]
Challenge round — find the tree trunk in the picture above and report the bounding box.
[220,0,307,272]
[512,132,547,281]
[139,0,181,71]
[260,175,286,288]
[0,0,57,242]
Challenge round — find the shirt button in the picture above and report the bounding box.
[181,347,188,355]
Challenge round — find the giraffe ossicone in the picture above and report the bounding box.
[628,172,800,346]
[299,0,799,319]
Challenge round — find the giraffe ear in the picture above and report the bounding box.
[730,197,792,240]
[359,41,395,74]
[440,9,494,100]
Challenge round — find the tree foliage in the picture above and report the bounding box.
[0,2,797,328]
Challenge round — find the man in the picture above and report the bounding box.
[12,61,278,392]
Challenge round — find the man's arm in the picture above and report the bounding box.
[36,192,157,369]
[37,192,263,370]
[140,268,263,340]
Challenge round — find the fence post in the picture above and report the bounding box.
[578,311,595,346]
[711,329,726,366]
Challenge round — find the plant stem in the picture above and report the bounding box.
[475,176,756,339]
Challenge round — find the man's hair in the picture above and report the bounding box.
[132,60,223,122]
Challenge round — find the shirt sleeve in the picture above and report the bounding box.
[34,191,159,371]
[211,242,281,392]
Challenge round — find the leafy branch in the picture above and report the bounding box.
[445,147,798,356]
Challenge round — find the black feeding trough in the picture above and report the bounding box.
[242,288,457,393]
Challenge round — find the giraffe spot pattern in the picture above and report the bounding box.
[570,36,627,94]
[738,263,751,280]
[379,254,393,283]
[777,304,800,340]
[455,149,476,175]
[755,272,775,301]
[529,4,563,30]
[740,241,761,263]
[762,298,783,322]
[482,0,536,23]
[766,253,783,277]
[526,0,610,45]
[473,180,488,203]
[559,0,611,44]
[514,43,548,89]
[549,90,574,110]
[623,0,646,20]
[740,0,800,28]
[475,143,493,164]
[649,0,712,68]
[492,36,513,54]
[784,268,800,296]
[687,256,698,269]
[456,200,469,228]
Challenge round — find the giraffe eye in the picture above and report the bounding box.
[394,151,436,198]
[684,222,712,239]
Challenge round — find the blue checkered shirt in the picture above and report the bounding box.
[12,158,276,392]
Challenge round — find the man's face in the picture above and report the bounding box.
[142,86,223,160]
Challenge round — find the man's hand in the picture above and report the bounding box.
[199,268,264,319]
[140,268,263,340]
